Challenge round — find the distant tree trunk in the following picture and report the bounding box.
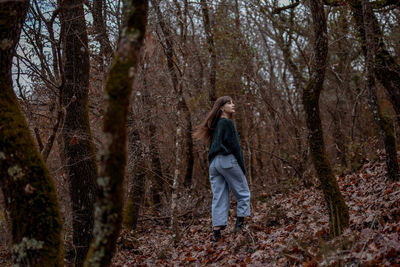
[302,0,349,237]
[143,71,164,210]
[171,103,183,243]
[256,131,264,178]
[41,110,63,162]
[60,1,98,265]
[362,0,399,182]
[0,1,63,266]
[85,1,148,266]
[149,121,164,209]
[174,0,194,190]
[183,107,194,189]
[92,0,114,70]
[330,110,348,168]
[347,0,400,125]
[151,0,183,241]
[200,0,217,103]
[123,128,146,229]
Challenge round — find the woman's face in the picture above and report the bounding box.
[221,100,235,115]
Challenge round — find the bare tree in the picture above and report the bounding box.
[362,0,399,182]
[60,0,98,265]
[200,0,217,103]
[92,0,114,71]
[123,127,146,229]
[346,0,400,125]
[302,0,349,237]
[85,0,148,266]
[0,1,63,265]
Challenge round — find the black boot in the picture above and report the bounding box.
[212,229,221,242]
[212,225,226,242]
[234,217,244,232]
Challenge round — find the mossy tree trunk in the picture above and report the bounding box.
[302,0,349,237]
[0,1,63,265]
[60,1,98,265]
[347,0,400,125]
[123,129,146,229]
[362,0,399,182]
[84,1,148,266]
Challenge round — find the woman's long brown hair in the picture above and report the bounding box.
[192,96,233,145]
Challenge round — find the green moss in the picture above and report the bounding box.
[303,82,349,238]
[84,1,148,266]
[1,67,63,266]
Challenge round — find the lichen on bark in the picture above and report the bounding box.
[84,1,148,266]
[0,1,64,265]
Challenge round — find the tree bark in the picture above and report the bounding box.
[0,1,63,265]
[123,128,146,229]
[60,1,98,265]
[84,1,148,266]
[200,0,217,104]
[362,0,399,182]
[92,0,114,70]
[151,0,184,242]
[347,0,400,125]
[143,70,164,210]
[302,0,349,237]
[183,106,194,189]
[149,121,164,209]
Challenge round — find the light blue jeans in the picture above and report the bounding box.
[209,154,251,227]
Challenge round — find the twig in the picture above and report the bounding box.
[357,214,378,266]
[138,210,193,222]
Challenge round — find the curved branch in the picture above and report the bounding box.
[272,0,300,14]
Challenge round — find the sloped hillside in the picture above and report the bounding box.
[112,152,400,266]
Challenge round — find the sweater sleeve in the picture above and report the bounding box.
[221,119,247,175]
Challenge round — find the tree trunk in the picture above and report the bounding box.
[362,0,399,182]
[331,110,348,168]
[151,0,184,242]
[85,1,148,266]
[149,120,164,209]
[174,0,194,189]
[183,103,194,189]
[143,71,164,210]
[347,0,400,125]
[200,0,217,104]
[60,1,98,265]
[92,0,114,70]
[123,129,146,229]
[0,1,63,265]
[302,0,349,237]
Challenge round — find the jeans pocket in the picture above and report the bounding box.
[221,160,233,169]
[219,155,233,169]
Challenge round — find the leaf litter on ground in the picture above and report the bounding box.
[112,153,399,266]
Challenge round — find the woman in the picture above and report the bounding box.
[193,96,251,241]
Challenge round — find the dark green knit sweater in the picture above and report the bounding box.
[208,118,247,175]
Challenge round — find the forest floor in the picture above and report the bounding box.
[112,151,400,266]
[0,152,399,266]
